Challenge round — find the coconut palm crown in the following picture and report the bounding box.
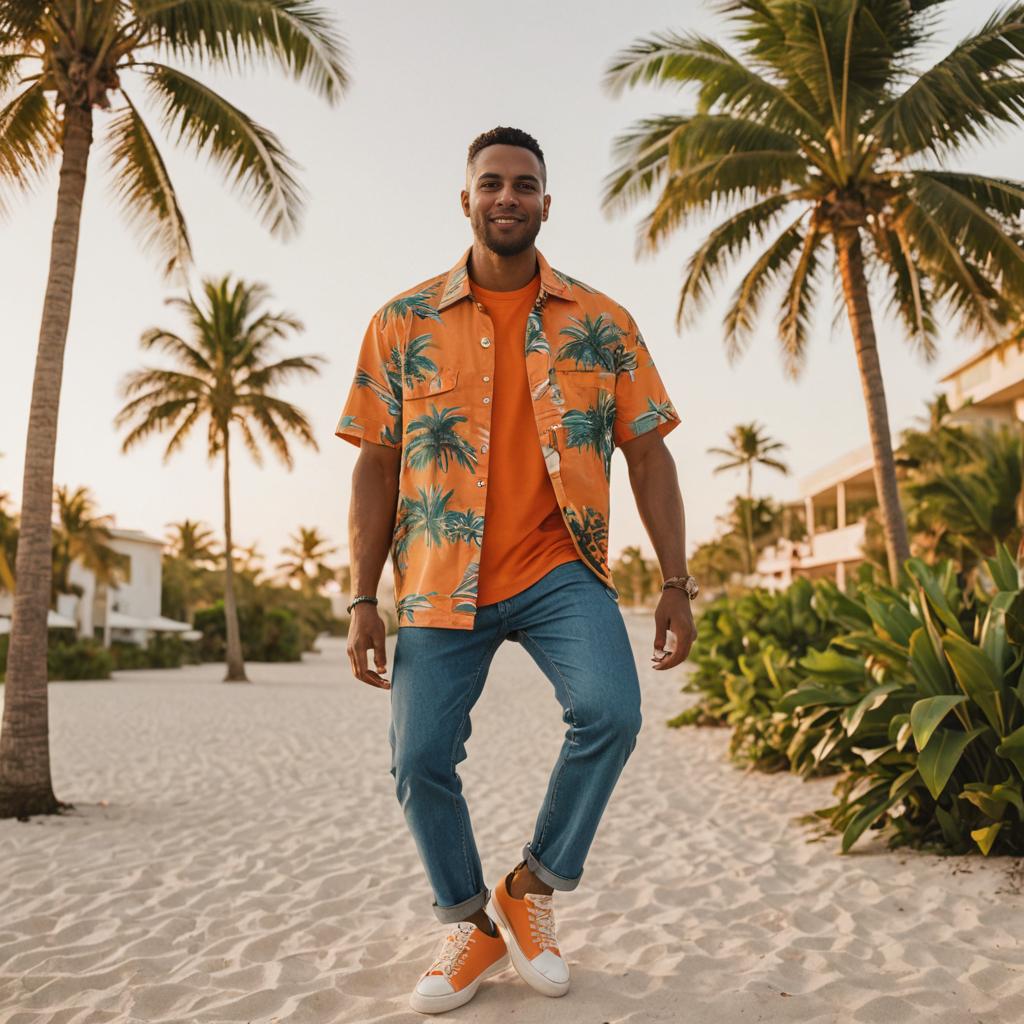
[603,0,1024,584]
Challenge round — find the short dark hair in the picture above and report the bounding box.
[467,126,546,183]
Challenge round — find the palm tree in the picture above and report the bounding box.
[51,485,122,600]
[0,2,347,817]
[166,519,220,567]
[603,0,1024,587]
[163,518,219,624]
[277,526,338,596]
[115,276,323,683]
[708,423,790,574]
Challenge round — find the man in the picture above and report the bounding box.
[337,126,697,1014]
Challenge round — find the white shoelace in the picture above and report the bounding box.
[429,921,476,978]
[526,894,559,953]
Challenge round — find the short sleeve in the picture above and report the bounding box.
[612,311,681,447]
[335,312,403,449]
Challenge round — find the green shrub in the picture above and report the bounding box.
[193,601,304,662]
[1,629,112,682]
[669,576,854,771]
[110,634,197,671]
[791,547,1024,856]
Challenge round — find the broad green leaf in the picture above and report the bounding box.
[917,726,985,799]
[841,778,914,853]
[909,626,953,696]
[798,646,866,684]
[970,822,1003,856]
[985,542,1019,593]
[776,684,854,713]
[980,591,1015,673]
[942,634,1006,735]
[1006,592,1024,648]
[959,781,1024,820]
[995,724,1024,776]
[843,681,903,736]
[907,559,966,638]
[851,743,896,766]
[888,766,918,798]
[910,695,968,751]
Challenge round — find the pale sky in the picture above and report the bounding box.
[1,0,1019,574]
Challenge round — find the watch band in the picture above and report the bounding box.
[346,595,379,614]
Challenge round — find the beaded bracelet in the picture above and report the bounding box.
[346,595,378,614]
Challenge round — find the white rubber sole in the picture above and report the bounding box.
[408,950,511,1014]
[491,892,570,998]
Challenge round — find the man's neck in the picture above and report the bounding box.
[467,242,538,292]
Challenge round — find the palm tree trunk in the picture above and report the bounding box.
[221,429,248,682]
[0,105,94,819]
[836,228,911,586]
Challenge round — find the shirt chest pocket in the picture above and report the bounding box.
[557,368,613,408]
[403,367,460,402]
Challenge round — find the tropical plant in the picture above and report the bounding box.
[115,276,323,683]
[603,0,1024,588]
[0,0,348,817]
[276,526,339,596]
[166,519,220,567]
[0,491,16,596]
[791,548,1024,855]
[162,519,220,624]
[51,485,123,601]
[708,423,789,574]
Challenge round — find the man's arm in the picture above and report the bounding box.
[619,430,696,670]
[346,440,402,689]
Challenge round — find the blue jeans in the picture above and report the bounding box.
[388,559,643,923]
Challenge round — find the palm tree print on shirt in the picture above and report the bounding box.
[354,364,402,445]
[525,308,550,355]
[630,398,676,437]
[563,506,609,575]
[392,485,484,574]
[450,561,480,613]
[380,284,443,325]
[404,405,479,472]
[400,334,440,390]
[563,391,617,479]
[556,314,625,370]
[397,592,438,624]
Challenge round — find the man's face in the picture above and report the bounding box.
[462,144,550,257]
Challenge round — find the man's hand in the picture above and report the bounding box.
[650,588,697,671]
[347,604,390,689]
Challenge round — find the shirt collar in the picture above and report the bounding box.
[435,246,570,311]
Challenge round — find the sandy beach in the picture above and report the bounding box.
[2,614,1023,1024]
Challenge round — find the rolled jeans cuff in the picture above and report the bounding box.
[522,842,582,892]
[433,885,491,924]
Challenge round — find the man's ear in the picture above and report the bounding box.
[460,189,470,217]
[542,194,551,221]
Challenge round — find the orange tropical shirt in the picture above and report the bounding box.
[336,248,681,629]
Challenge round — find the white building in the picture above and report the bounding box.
[756,336,1024,591]
[1,527,194,645]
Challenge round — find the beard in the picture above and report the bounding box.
[471,209,542,257]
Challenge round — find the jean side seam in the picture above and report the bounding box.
[517,628,578,851]
[448,628,505,900]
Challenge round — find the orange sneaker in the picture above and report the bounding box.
[409,920,510,1014]
[491,869,570,997]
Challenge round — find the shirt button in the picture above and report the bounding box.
[481,444,489,453]
[476,302,486,312]
[476,479,485,487]
[482,375,490,382]
[482,396,490,404]
[480,337,491,347]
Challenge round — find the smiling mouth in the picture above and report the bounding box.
[491,217,523,225]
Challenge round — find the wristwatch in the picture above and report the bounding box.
[662,574,699,599]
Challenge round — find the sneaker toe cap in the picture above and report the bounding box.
[415,973,455,997]
[531,950,569,984]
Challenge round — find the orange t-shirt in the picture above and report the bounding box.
[471,274,580,606]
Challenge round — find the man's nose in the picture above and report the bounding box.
[495,187,519,206]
